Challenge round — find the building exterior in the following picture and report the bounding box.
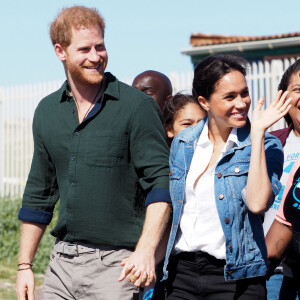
[1,33,300,197]
[182,32,300,66]
[181,32,300,128]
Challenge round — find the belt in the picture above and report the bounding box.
[54,241,100,257]
[175,251,226,267]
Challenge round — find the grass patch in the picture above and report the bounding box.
[0,264,44,300]
[0,197,58,272]
[0,197,59,299]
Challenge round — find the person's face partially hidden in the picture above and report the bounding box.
[286,71,300,132]
[132,76,170,112]
[167,103,205,138]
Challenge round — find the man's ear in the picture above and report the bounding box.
[198,96,209,112]
[54,44,67,62]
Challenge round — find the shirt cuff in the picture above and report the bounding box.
[275,215,292,227]
[271,176,282,197]
[145,188,171,207]
[18,207,53,225]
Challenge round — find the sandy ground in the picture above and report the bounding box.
[35,287,43,300]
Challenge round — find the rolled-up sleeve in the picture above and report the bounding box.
[129,98,170,206]
[264,133,284,208]
[18,104,59,224]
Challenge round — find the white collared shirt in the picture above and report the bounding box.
[174,120,238,259]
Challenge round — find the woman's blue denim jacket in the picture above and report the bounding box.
[163,117,284,281]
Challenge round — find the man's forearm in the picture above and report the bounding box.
[18,221,47,264]
[16,222,47,300]
[136,202,171,253]
[118,202,171,286]
[155,220,171,264]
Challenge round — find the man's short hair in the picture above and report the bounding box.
[50,6,105,48]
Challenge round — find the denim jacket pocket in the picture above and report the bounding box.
[169,163,185,200]
[221,160,250,206]
[221,159,250,177]
[169,162,185,180]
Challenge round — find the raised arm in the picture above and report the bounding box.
[246,91,292,213]
[16,222,47,300]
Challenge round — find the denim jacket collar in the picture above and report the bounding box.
[177,116,252,152]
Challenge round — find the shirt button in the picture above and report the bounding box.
[228,270,233,276]
[218,194,224,200]
[225,217,229,224]
[71,156,76,161]
[228,245,233,250]
[70,183,75,187]
[169,170,173,176]
[235,166,240,173]
[217,173,222,178]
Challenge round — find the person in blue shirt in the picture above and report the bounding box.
[162,55,292,299]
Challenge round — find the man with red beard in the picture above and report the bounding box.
[16,6,171,300]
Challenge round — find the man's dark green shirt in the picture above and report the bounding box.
[19,73,170,249]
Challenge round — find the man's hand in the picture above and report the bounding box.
[118,202,171,287]
[16,269,35,300]
[118,248,156,287]
[16,222,46,300]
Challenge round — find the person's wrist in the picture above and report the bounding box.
[135,243,156,254]
[17,262,33,271]
[18,262,33,266]
[250,129,265,141]
[17,266,33,271]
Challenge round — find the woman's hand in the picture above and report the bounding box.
[246,90,291,214]
[251,90,292,137]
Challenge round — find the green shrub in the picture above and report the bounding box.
[0,197,58,273]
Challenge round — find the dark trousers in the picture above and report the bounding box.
[279,275,300,300]
[140,261,166,300]
[166,251,266,300]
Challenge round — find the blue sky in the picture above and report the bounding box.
[1,0,300,86]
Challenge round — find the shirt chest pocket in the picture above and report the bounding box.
[84,132,127,167]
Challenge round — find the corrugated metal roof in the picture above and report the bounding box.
[190,32,300,47]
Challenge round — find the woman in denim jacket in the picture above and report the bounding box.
[163,55,292,299]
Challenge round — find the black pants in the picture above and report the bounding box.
[166,251,266,300]
[279,275,300,300]
[140,261,166,300]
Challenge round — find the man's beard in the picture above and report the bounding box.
[66,60,104,86]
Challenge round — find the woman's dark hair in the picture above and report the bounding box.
[163,93,200,131]
[278,59,300,125]
[163,93,202,146]
[192,55,247,101]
